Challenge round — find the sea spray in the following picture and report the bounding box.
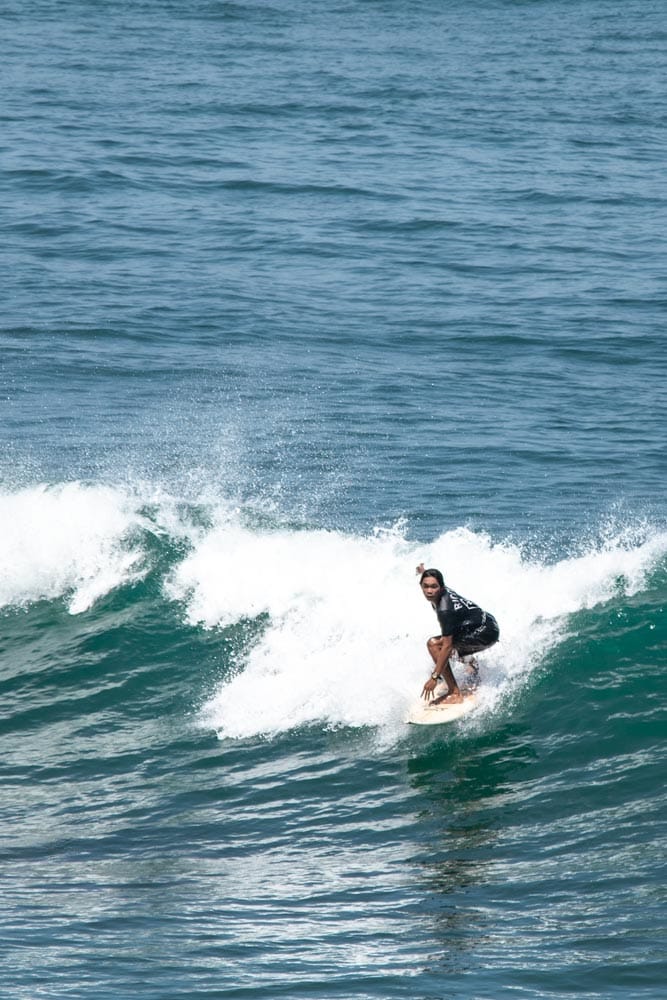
[0,482,149,613]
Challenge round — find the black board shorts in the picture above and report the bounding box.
[454,613,500,656]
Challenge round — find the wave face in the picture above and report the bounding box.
[4,480,665,736]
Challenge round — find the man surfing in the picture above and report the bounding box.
[417,564,499,705]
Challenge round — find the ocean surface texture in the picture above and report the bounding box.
[2,1,666,998]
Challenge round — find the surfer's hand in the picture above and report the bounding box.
[416,562,425,576]
[422,676,438,701]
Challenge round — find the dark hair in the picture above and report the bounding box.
[420,567,444,588]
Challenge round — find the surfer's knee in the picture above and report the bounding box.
[427,636,441,654]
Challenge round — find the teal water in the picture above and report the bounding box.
[2,1,666,997]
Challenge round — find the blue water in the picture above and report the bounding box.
[2,1,666,997]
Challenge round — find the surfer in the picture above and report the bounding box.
[416,564,499,705]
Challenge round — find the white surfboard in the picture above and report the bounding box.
[406,692,478,726]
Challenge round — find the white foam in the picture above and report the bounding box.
[184,520,667,741]
[3,478,664,734]
[0,482,148,613]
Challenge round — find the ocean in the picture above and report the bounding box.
[2,1,666,997]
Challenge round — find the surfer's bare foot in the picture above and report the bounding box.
[431,690,464,706]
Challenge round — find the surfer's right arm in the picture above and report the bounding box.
[421,634,455,700]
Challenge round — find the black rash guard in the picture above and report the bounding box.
[432,586,499,654]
